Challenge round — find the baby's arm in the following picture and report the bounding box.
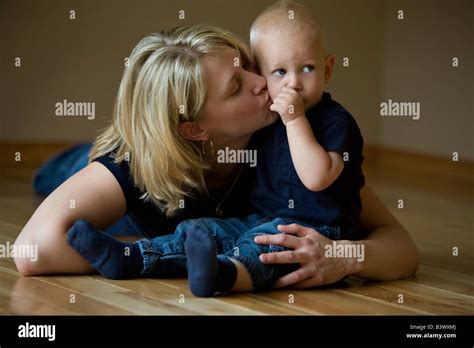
[287,117,343,191]
[270,87,344,192]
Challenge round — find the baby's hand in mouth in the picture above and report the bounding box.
[269,87,305,125]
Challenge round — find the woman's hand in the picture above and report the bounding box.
[254,186,419,288]
[254,224,361,289]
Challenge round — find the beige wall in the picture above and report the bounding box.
[1,0,472,160]
[379,0,473,160]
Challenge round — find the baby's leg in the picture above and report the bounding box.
[65,214,151,278]
[66,218,197,279]
[133,229,188,278]
[226,217,300,292]
[184,216,257,297]
[67,216,249,280]
[67,219,144,279]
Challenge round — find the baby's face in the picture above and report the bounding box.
[254,30,327,111]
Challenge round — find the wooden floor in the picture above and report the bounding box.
[0,143,472,315]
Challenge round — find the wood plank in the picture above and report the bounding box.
[0,259,195,315]
[406,265,474,297]
[247,285,428,315]
[0,262,134,315]
[97,278,263,315]
[139,278,311,315]
[212,291,314,315]
[340,278,473,315]
[31,275,199,315]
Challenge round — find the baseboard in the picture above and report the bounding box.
[0,142,79,167]
[0,142,472,177]
[363,144,473,180]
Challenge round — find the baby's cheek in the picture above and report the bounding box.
[266,81,280,100]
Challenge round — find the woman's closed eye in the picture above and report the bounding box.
[231,81,241,96]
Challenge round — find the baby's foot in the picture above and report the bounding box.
[67,219,143,279]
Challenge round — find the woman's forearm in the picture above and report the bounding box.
[346,225,419,281]
[343,185,420,281]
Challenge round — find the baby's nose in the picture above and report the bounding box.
[286,75,302,90]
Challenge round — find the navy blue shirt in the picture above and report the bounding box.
[250,92,365,237]
[94,154,253,237]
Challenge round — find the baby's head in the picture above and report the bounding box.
[250,0,335,110]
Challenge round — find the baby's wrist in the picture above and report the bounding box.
[283,113,305,126]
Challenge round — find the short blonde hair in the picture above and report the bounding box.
[89,25,252,216]
[250,0,326,56]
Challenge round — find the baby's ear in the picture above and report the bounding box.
[324,54,336,83]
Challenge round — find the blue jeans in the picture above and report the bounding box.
[33,143,148,238]
[137,214,341,291]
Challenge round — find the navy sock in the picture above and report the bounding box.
[184,227,237,297]
[66,219,143,279]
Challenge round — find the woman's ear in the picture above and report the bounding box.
[178,122,209,141]
[324,54,336,84]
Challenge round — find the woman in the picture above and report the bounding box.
[14,25,418,289]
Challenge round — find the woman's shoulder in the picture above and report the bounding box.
[92,152,142,209]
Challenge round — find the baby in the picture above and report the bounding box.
[182,0,365,296]
[67,1,365,297]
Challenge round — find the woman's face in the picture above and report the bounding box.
[197,51,278,142]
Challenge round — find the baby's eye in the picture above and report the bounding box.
[272,69,287,77]
[302,65,315,73]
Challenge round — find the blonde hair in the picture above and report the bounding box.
[89,24,252,216]
[250,0,326,56]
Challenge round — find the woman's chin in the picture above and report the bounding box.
[267,110,279,124]
[253,110,279,132]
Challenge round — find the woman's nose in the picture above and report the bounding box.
[252,73,267,95]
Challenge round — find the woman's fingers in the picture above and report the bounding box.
[290,276,325,289]
[256,224,347,290]
[259,250,303,264]
[254,232,301,248]
[276,223,311,237]
[273,266,326,289]
[272,269,309,288]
